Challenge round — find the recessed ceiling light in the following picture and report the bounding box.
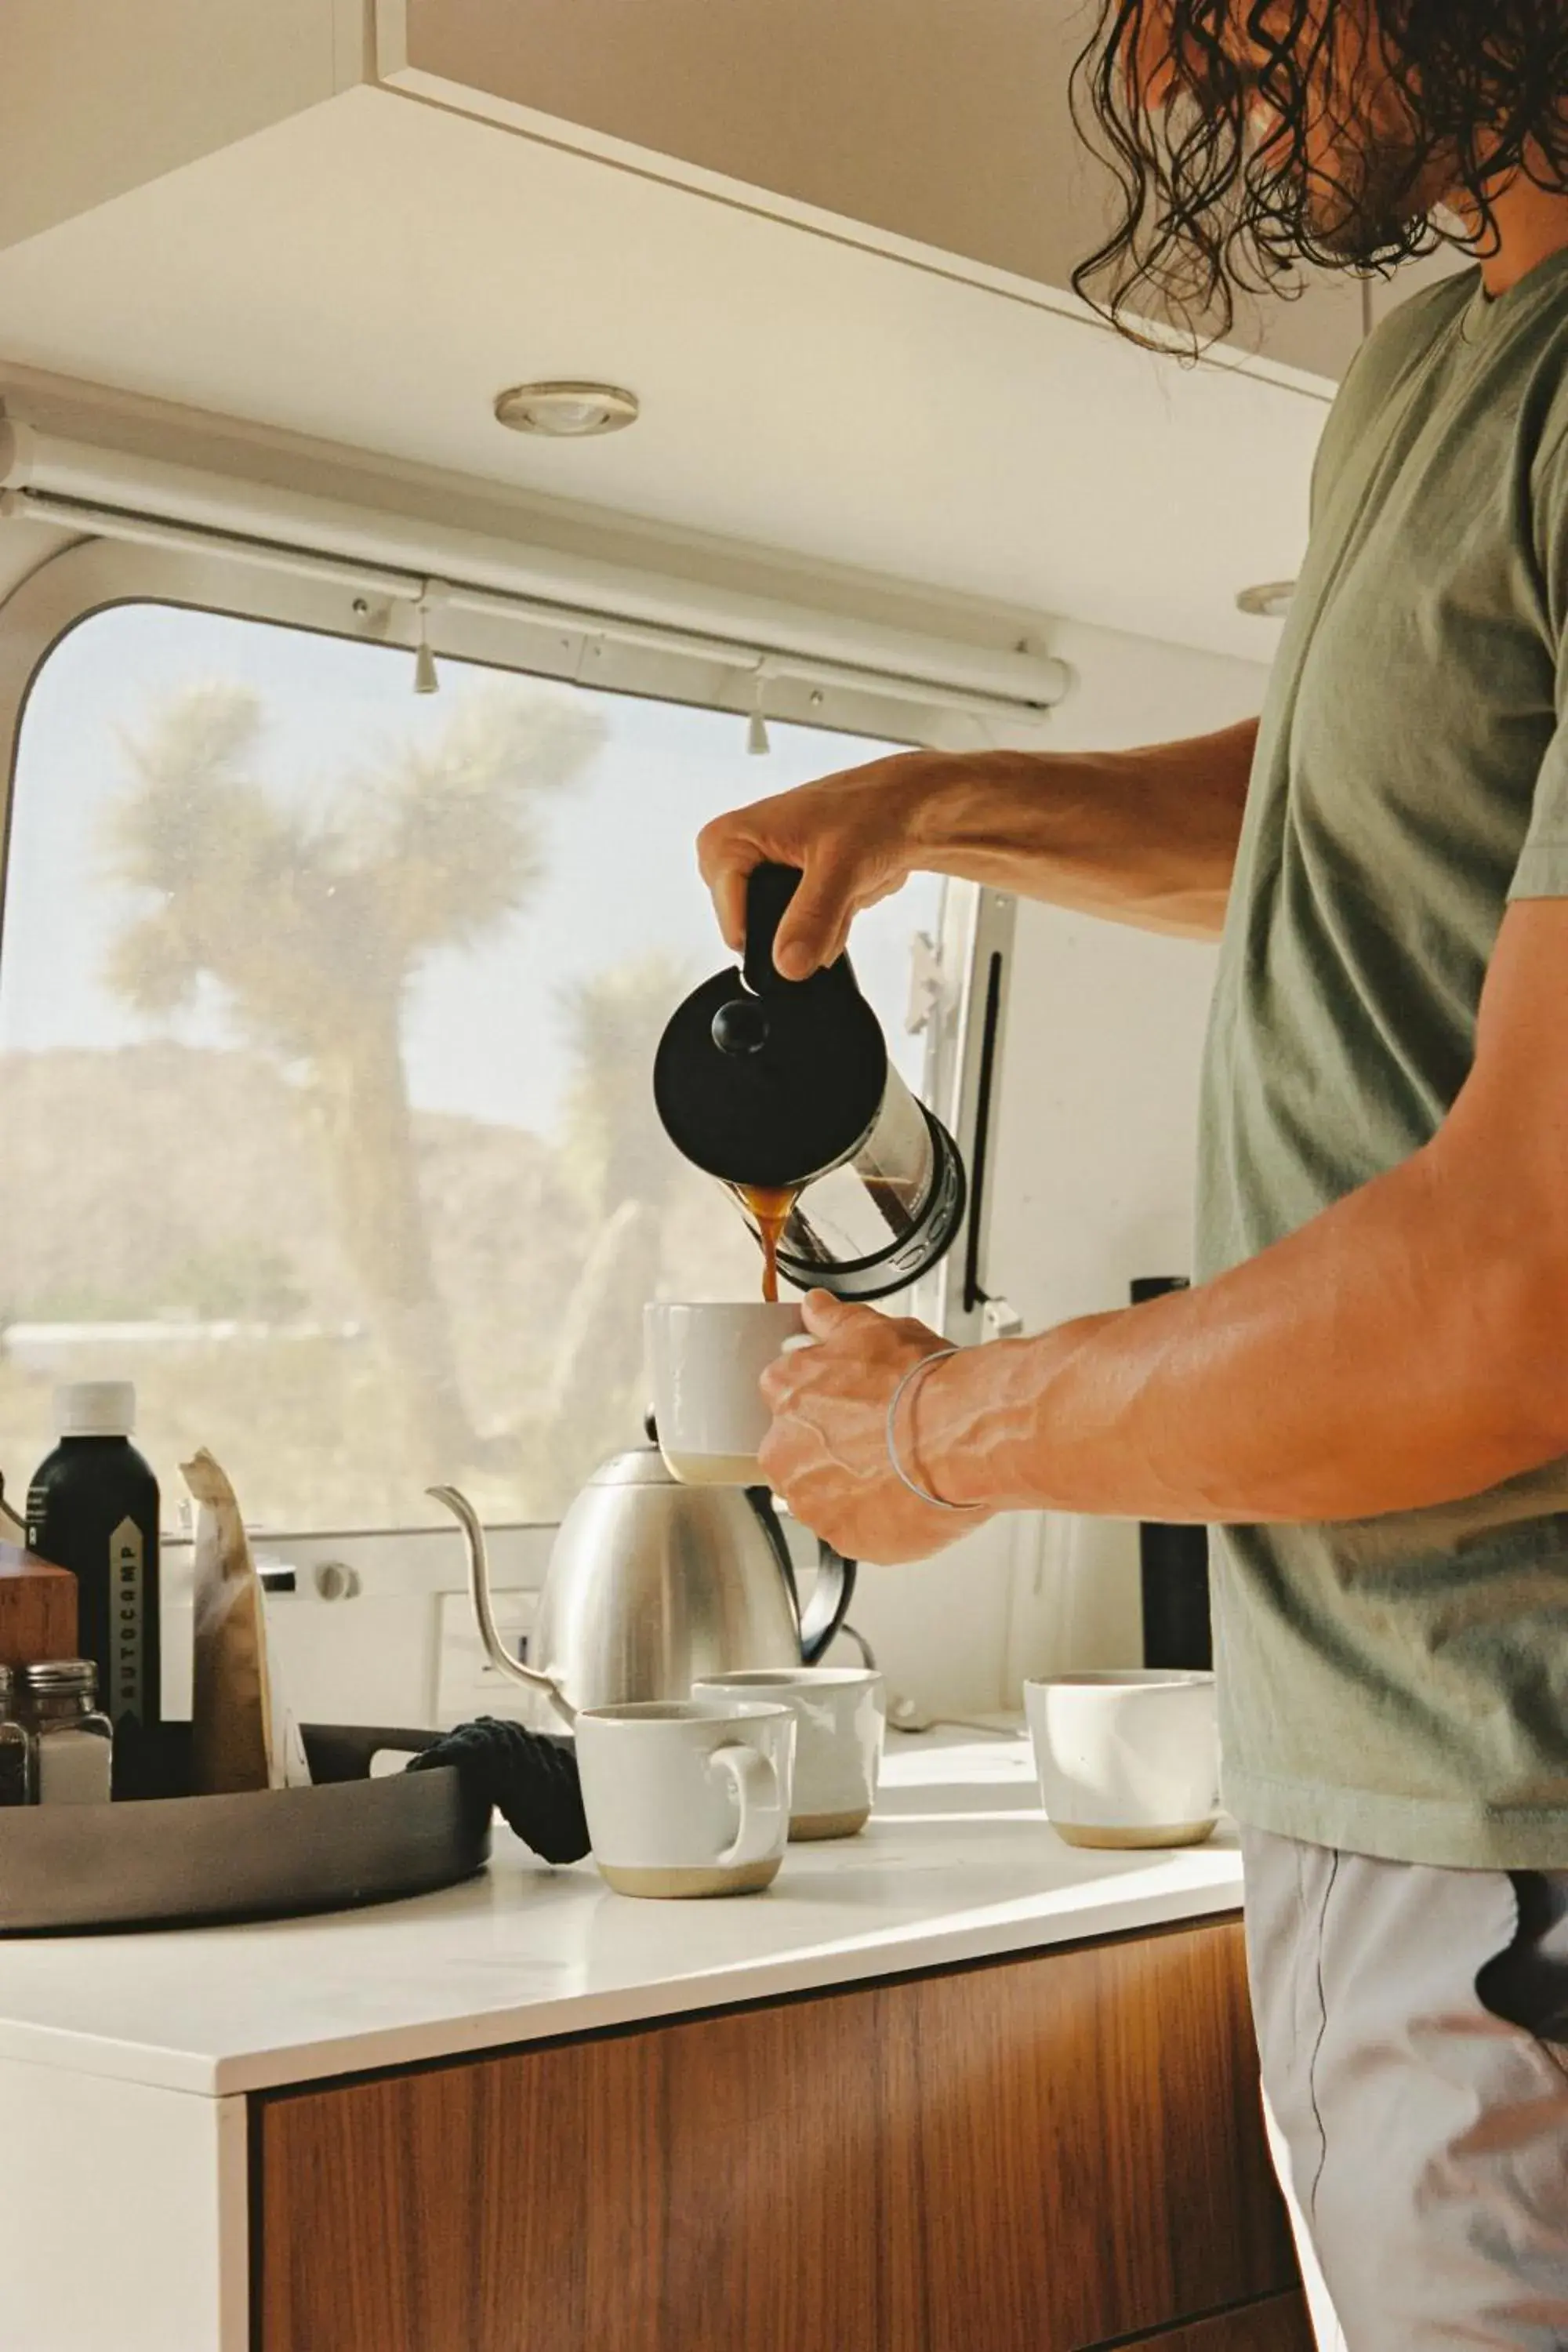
[1236,580,1297,619]
[493,382,640,438]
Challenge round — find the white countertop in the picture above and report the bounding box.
[0,1734,1243,2100]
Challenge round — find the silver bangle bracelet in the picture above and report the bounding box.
[886,1348,982,1513]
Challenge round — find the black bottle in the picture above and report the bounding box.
[1130,1279,1213,1672]
[26,1382,161,1749]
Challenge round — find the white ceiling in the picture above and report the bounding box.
[0,83,1325,661]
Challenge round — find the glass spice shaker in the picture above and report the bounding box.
[24,1660,113,1805]
[0,1665,31,1805]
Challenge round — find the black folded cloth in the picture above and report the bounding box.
[408,1716,590,1865]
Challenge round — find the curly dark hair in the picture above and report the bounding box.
[1070,1,1568,341]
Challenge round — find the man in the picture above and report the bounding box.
[697,5,1568,2344]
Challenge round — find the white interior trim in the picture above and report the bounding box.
[1,487,1062,732]
[0,423,1072,721]
[376,0,410,78]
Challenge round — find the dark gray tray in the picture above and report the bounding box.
[0,1725,491,1934]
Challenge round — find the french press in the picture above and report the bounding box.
[653,865,967,1301]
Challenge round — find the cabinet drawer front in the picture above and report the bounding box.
[1132,2289,1316,2350]
[256,1917,1295,2352]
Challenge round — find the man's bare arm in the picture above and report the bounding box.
[697,721,1258,978]
[913,895,1568,1529]
[758,898,1568,1563]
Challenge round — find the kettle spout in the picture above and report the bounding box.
[426,1486,577,1730]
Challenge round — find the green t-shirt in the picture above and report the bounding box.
[1197,249,1568,1868]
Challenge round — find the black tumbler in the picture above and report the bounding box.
[1130,1277,1212,1671]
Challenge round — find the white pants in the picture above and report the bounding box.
[1242,1826,1568,2350]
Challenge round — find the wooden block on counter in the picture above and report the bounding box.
[0,1542,78,1667]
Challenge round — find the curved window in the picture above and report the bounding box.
[0,603,941,1532]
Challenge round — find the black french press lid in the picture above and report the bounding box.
[653,865,889,1189]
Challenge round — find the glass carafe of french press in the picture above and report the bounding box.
[654,865,967,1301]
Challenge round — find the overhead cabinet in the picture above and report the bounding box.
[379,0,1366,380]
[1,0,1450,387]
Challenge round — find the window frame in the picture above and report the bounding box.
[0,533,1014,1557]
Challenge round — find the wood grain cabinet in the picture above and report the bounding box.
[1142,2295,1315,2351]
[255,1915,1300,2352]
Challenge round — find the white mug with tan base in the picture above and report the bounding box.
[1025,1671,1221,1850]
[691,1668,885,1839]
[575,1700,797,1897]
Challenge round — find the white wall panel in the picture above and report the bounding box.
[989,617,1269,1675]
[1368,245,1473,330]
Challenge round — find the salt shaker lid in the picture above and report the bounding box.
[23,1658,98,1697]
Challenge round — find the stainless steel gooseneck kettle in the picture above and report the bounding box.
[652,863,967,1301]
[430,1457,855,1729]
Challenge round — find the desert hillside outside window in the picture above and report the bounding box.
[0,603,942,1536]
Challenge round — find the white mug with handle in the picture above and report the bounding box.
[644,1300,807,1485]
[575,1700,797,1897]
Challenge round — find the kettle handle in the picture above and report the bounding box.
[744,1483,798,1611]
[800,1542,858,1665]
[744,1488,857,1665]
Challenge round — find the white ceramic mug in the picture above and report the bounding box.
[691,1668,885,1839]
[1025,1671,1221,1849]
[644,1301,804,1485]
[575,1699,797,1897]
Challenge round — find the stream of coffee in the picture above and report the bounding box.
[737,1184,800,1303]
